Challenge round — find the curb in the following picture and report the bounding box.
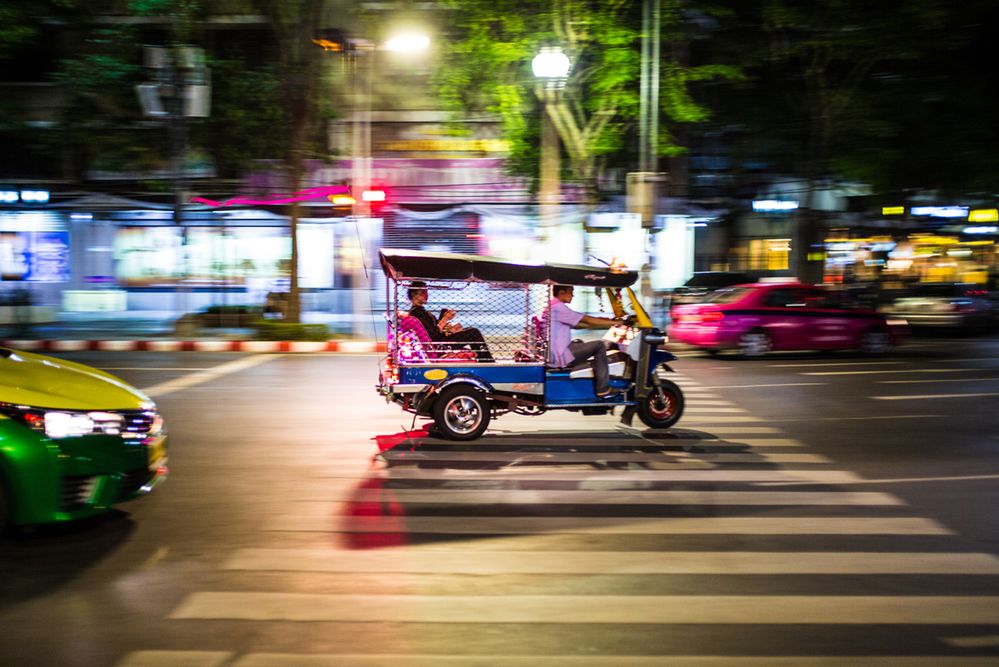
[0,339,389,353]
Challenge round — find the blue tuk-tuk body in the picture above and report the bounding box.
[377,249,684,440]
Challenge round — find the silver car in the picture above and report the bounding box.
[880,283,995,332]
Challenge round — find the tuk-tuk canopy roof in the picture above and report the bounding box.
[379,248,638,288]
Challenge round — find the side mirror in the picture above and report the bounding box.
[644,332,666,346]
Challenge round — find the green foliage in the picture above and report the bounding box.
[434,0,738,196]
[196,59,290,178]
[252,320,330,341]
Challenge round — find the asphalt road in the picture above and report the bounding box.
[2,333,998,666]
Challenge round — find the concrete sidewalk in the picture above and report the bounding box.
[0,313,387,353]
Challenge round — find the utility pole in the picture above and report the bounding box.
[137,45,210,317]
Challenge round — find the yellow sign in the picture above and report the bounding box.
[882,206,905,215]
[375,139,510,153]
[423,369,448,381]
[968,209,999,222]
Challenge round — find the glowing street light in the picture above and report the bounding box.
[532,47,571,80]
[385,33,430,53]
[533,47,571,229]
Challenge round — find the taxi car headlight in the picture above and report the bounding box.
[0,403,161,440]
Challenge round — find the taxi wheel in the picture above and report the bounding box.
[737,330,772,358]
[859,328,892,355]
[637,381,685,429]
[432,385,491,441]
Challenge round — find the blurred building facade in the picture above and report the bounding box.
[0,2,995,327]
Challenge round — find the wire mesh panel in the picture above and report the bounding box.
[389,280,550,364]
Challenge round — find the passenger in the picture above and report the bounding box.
[407,281,494,362]
[544,284,621,397]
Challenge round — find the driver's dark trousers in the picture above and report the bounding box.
[568,339,609,394]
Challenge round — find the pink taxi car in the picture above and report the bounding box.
[667,281,906,357]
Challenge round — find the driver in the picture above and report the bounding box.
[544,284,621,397]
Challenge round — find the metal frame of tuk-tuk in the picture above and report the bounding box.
[376,249,683,431]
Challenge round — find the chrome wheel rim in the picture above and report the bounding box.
[648,391,676,420]
[739,332,770,357]
[443,395,483,435]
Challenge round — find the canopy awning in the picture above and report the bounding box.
[378,248,638,288]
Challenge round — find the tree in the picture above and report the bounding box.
[253,0,327,323]
[434,0,738,202]
[704,0,957,282]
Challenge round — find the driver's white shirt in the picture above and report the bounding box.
[544,298,584,367]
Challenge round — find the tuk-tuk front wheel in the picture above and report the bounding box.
[432,385,491,441]
[637,380,684,429]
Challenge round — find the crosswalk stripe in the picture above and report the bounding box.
[169,592,999,624]
[674,415,766,423]
[266,516,950,535]
[116,651,233,667]
[217,653,999,666]
[803,368,975,376]
[224,549,997,574]
[725,438,806,447]
[364,451,830,464]
[287,489,903,506]
[872,392,999,401]
[310,469,864,483]
[139,651,995,667]
[680,426,782,433]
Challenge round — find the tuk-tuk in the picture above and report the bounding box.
[376,249,685,440]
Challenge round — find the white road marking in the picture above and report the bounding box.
[762,414,946,422]
[770,361,906,368]
[116,651,236,667]
[803,369,975,376]
[696,383,826,389]
[170,592,998,624]
[767,473,999,486]
[140,355,278,397]
[943,635,999,648]
[101,367,216,371]
[879,377,999,384]
[665,426,784,434]
[872,392,999,401]
[223,656,999,667]
[729,438,806,447]
[676,416,766,423]
[368,450,829,464]
[288,489,899,507]
[311,469,864,483]
[224,549,995,575]
[266,516,950,535]
[115,651,233,667]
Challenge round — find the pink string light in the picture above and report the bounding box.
[191,185,350,207]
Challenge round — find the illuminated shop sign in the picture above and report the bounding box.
[964,225,998,235]
[968,209,999,223]
[752,199,799,212]
[0,189,50,204]
[881,206,905,215]
[910,206,968,218]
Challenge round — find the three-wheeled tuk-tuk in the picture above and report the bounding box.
[376,249,685,440]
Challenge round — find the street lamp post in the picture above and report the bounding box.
[532,47,571,232]
[317,30,429,336]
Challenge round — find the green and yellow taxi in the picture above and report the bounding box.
[0,347,167,531]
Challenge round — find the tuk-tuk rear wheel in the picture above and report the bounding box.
[637,380,684,429]
[432,385,492,441]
